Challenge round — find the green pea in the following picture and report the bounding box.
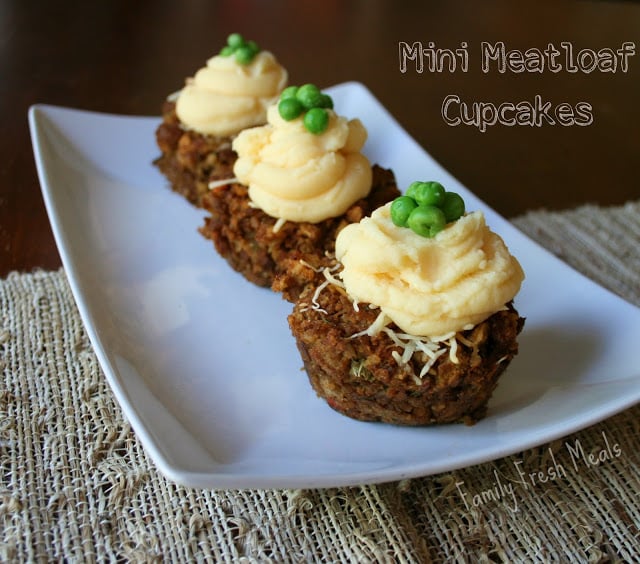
[227,33,244,48]
[235,45,256,65]
[219,45,235,57]
[412,181,446,207]
[318,93,334,109]
[296,84,324,110]
[390,196,418,227]
[407,205,446,238]
[280,86,299,100]
[303,107,329,134]
[441,191,465,222]
[405,181,424,201]
[246,40,260,55]
[278,97,304,121]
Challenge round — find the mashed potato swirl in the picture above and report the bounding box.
[175,51,287,136]
[232,105,372,223]
[335,204,524,336]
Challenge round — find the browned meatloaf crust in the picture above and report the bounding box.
[154,100,237,206]
[199,165,400,301]
[288,281,525,426]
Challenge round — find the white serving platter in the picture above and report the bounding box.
[29,82,640,489]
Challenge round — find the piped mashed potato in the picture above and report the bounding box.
[232,105,372,223]
[335,204,525,337]
[175,51,287,136]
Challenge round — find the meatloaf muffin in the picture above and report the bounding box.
[154,99,236,206]
[289,279,524,425]
[199,164,400,301]
[154,33,287,206]
[287,189,525,426]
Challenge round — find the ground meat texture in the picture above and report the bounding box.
[288,282,525,426]
[199,165,400,301]
[154,100,236,206]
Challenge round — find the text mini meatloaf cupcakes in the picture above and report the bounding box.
[154,33,287,206]
[199,84,400,301]
[288,182,525,425]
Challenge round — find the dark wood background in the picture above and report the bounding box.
[2,0,639,276]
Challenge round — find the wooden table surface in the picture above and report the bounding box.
[2,0,639,277]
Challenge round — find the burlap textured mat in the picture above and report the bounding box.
[1,200,639,562]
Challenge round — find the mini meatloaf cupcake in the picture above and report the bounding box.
[154,33,288,206]
[199,84,400,300]
[288,183,525,425]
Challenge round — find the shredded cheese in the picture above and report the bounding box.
[449,335,459,364]
[298,266,342,313]
[208,177,238,190]
[322,266,345,289]
[456,334,476,348]
[298,259,324,273]
[379,324,452,379]
[305,279,330,314]
[297,259,473,380]
[349,311,388,339]
[272,218,287,233]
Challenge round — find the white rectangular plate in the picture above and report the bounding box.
[29,82,640,489]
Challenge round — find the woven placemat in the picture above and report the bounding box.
[1,200,639,563]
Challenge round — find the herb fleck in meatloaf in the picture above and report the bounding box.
[154,100,237,206]
[199,165,400,301]
[288,280,525,426]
